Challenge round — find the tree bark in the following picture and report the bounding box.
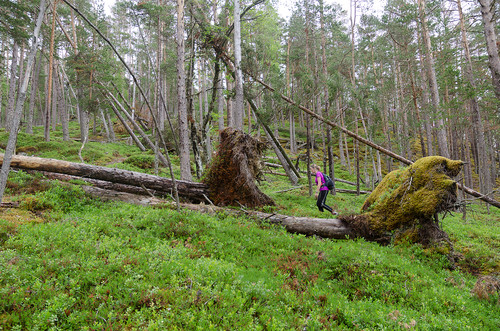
[233,0,244,130]
[417,0,449,158]
[26,50,42,134]
[45,0,58,142]
[457,0,491,196]
[0,154,208,202]
[6,42,19,128]
[0,0,47,203]
[176,0,192,181]
[478,0,500,100]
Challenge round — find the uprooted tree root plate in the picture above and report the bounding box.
[202,128,275,208]
[342,156,464,252]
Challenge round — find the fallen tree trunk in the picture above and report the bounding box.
[79,185,165,206]
[244,210,352,239]
[0,154,208,202]
[26,171,163,197]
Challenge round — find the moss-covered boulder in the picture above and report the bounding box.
[348,156,464,246]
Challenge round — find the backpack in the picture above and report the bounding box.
[322,173,335,190]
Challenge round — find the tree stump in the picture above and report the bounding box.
[203,128,274,207]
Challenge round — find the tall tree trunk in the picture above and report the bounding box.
[417,33,434,156]
[0,0,47,202]
[286,38,297,155]
[217,61,225,132]
[458,0,491,196]
[56,63,69,141]
[6,42,19,128]
[478,0,500,100]
[26,50,42,134]
[201,58,212,163]
[233,0,244,130]
[45,0,58,142]
[337,97,346,168]
[51,67,58,131]
[106,112,115,142]
[176,0,192,181]
[417,0,449,158]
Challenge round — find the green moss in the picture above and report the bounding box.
[360,156,464,238]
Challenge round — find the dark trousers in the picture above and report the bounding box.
[317,190,333,213]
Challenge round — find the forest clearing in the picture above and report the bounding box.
[1,0,499,329]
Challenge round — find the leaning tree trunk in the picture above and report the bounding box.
[0,0,47,203]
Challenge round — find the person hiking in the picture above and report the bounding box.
[310,164,337,216]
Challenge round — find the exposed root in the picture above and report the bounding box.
[360,156,464,247]
[202,128,274,207]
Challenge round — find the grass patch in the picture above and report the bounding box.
[0,197,498,329]
[0,129,498,329]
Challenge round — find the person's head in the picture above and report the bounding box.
[310,164,320,174]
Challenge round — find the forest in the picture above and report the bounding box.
[0,0,499,329]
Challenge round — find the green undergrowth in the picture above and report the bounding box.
[0,178,498,329]
[0,130,499,329]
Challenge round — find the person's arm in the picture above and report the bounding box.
[315,174,322,199]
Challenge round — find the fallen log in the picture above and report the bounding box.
[245,210,352,239]
[336,188,371,195]
[26,171,164,197]
[0,154,208,202]
[79,185,165,206]
[164,202,351,239]
[0,201,19,208]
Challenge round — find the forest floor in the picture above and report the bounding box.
[0,127,498,329]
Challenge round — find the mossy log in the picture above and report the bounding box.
[344,156,464,246]
[202,128,275,207]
